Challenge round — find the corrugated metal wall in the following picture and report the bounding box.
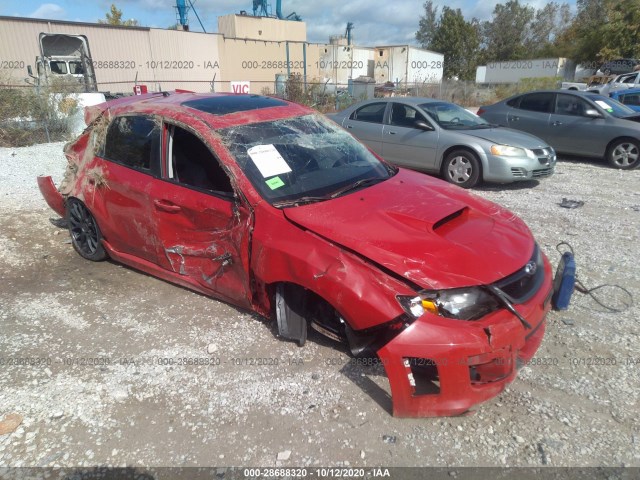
[0,16,443,95]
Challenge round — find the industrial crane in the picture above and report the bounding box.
[175,0,206,32]
[345,22,354,45]
[252,0,301,21]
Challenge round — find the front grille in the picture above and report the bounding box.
[493,245,544,304]
[533,148,554,165]
[511,167,527,178]
[532,167,553,178]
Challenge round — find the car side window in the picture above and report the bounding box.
[555,94,590,117]
[389,103,429,128]
[623,93,640,106]
[350,103,387,124]
[506,97,520,107]
[102,115,160,173]
[518,93,554,113]
[166,125,234,198]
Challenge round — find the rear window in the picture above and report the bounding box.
[518,93,554,113]
[182,95,287,115]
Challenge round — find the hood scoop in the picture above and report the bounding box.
[433,207,468,231]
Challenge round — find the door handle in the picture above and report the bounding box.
[509,116,520,121]
[346,125,353,129]
[388,131,397,135]
[552,121,563,126]
[154,199,181,213]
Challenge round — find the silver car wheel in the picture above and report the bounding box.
[447,156,472,183]
[611,143,639,167]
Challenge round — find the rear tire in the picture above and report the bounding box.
[67,198,107,261]
[607,138,640,169]
[442,150,481,188]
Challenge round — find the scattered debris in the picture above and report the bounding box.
[360,450,366,459]
[311,373,320,380]
[561,317,575,326]
[277,450,291,461]
[207,343,218,354]
[559,198,584,209]
[537,442,549,465]
[382,435,396,445]
[0,413,23,435]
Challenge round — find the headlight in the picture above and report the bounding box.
[397,287,501,321]
[490,145,535,159]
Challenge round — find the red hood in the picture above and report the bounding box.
[283,169,534,289]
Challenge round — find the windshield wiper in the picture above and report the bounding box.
[329,177,384,198]
[472,123,500,129]
[272,195,332,208]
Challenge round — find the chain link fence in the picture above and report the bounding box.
[0,75,561,146]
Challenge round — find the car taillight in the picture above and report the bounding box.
[477,107,486,116]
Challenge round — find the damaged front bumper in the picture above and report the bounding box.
[377,256,552,417]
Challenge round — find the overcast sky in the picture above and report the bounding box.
[1,0,577,45]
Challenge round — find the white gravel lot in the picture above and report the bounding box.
[0,142,639,471]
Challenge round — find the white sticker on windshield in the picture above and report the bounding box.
[595,100,611,110]
[247,144,292,178]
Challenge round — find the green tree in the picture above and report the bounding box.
[98,4,140,26]
[415,1,439,49]
[430,7,481,80]
[556,0,607,64]
[525,2,572,57]
[482,0,535,61]
[599,0,640,60]
[557,0,640,67]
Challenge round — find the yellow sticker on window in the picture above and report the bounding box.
[266,176,285,190]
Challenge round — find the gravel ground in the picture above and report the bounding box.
[0,142,639,470]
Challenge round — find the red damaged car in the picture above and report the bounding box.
[39,92,558,417]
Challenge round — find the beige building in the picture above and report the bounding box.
[0,14,443,95]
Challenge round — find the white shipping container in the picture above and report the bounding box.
[482,58,572,84]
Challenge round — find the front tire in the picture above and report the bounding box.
[67,198,107,261]
[442,150,481,188]
[607,139,640,170]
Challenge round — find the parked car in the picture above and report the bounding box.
[610,88,640,112]
[586,71,640,96]
[38,92,563,418]
[328,98,556,188]
[478,90,640,169]
[596,58,640,76]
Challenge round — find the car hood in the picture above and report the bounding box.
[283,169,534,290]
[460,127,549,149]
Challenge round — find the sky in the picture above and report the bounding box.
[0,0,577,46]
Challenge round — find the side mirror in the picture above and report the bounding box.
[414,120,434,131]
[584,108,603,118]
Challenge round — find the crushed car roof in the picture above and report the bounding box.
[84,92,309,129]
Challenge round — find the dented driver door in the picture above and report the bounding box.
[149,181,252,308]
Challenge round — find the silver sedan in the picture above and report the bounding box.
[328,97,555,188]
[478,90,640,169]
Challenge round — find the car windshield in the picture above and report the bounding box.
[589,95,637,117]
[419,102,491,129]
[219,114,395,207]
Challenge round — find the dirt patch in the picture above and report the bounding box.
[0,143,638,468]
